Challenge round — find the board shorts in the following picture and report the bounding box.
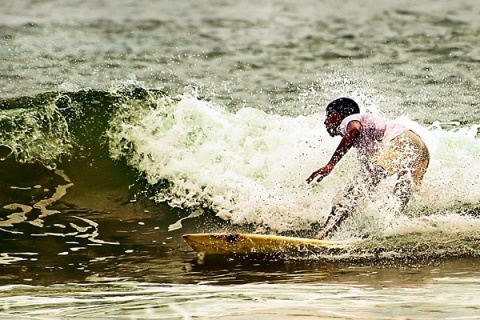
[374,130,430,186]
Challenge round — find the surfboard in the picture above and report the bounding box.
[182,233,351,257]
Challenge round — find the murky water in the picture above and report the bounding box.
[1,261,480,319]
[0,0,479,319]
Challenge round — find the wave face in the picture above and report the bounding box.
[0,85,479,249]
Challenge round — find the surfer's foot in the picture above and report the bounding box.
[316,229,331,240]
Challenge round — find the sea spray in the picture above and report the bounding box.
[106,92,480,236]
[107,92,343,232]
[0,94,72,168]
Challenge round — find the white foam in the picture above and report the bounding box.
[107,93,480,235]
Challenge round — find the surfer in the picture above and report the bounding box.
[306,98,430,239]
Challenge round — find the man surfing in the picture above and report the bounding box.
[307,98,430,239]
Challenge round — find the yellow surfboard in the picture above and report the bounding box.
[183,233,352,257]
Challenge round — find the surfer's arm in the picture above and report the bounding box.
[306,121,361,184]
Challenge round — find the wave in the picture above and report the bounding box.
[0,85,165,167]
[1,84,479,242]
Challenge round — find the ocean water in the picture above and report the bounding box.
[0,0,479,319]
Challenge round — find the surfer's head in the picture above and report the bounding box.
[324,98,360,137]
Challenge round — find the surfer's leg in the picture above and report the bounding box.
[318,161,389,239]
[390,131,430,207]
[318,204,352,239]
[376,130,429,207]
[317,182,367,239]
[393,169,413,207]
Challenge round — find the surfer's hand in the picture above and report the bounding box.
[306,164,333,184]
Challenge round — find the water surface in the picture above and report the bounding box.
[0,0,479,319]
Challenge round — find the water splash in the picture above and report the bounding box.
[107,92,480,236]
